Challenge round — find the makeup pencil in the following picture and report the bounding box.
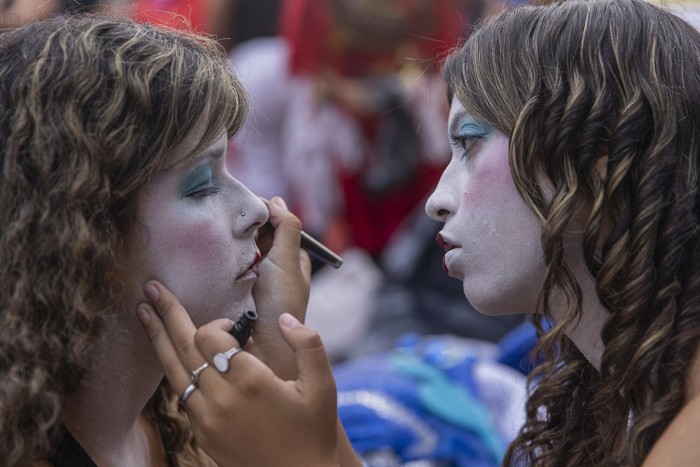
[300,230,343,269]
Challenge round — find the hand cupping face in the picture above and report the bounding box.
[136,280,341,466]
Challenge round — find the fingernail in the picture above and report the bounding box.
[144,283,160,302]
[280,312,302,328]
[273,197,287,210]
[136,305,151,325]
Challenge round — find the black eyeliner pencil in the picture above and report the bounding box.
[230,310,258,346]
[300,230,343,269]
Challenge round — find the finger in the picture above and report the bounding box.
[135,303,204,410]
[193,319,267,382]
[143,280,205,372]
[299,248,312,278]
[266,197,303,267]
[278,313,336,402]
[194,318,239,362]
[255,198,273,254]
[255,220,274,255]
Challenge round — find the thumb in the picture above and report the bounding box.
[278,313,336,401]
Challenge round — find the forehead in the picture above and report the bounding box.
[166,123,227,170]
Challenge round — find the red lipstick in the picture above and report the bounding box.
[238,252,262,279]
[251,252,261,277]
[436,233,454,274]
[436,233,455,252]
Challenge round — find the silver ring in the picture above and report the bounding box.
[213,346,243,373]
[189,362,210,383]
[179,382,198,406]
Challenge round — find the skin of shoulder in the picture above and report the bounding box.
[642,393,700,466]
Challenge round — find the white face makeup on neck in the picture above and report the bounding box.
[425,98,546,315]
[122,131,269,326]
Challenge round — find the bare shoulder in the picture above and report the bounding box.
[642,393,700,466]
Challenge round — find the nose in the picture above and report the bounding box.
[238,189,269,235]
[425,186,451,222]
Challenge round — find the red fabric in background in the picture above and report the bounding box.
[133,0,210,32]
[280,0,466,76]
[279,0,333,75]
[340,164,444,256]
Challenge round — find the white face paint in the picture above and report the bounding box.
[122,131,268,326]
[425,98,545,315]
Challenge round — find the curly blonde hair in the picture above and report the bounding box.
[444,0,700,465]
[0,15,247,465]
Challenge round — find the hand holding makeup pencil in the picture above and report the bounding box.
[251,196,312,380]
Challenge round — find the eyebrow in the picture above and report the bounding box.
[196,146,225,163]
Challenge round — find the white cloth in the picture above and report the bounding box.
[228,37,294,200]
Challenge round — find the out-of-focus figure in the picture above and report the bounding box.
[276,0,461,258]
[229,0,473,260]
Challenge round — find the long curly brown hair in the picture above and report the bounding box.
[444,0,700,465]
[0,15,247,466]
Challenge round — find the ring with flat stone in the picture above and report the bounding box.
[213,346,243,373]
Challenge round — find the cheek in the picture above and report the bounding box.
[464,156,545,312]
[147,215,247,322]
[168,220,227,265]
[461,151,515,216]
[144,207,232,285]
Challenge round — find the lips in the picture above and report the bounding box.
[436,233,456,252]
[436,233,457,274]
[237,252,262,279]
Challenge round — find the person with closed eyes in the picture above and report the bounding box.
[0,14,355,467]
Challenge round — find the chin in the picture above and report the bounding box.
[233,298,257,319]
[463,288,525,317]
[226,293,257,317]
[187,295,256,327]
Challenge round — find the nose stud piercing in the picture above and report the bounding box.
[240,211,246,217]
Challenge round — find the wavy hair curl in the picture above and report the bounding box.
[444,0,700,465]
[0,15,247,465]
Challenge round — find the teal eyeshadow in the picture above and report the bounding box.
[459,119,492,138]
[179,162,213,197]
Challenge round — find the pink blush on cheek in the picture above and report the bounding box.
[462,138,513,208]
[146,217,247,316]
[179,223,220,258]
[160,219,232,268]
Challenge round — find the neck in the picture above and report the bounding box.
[556,296,607,371]
[64,308,164,466]
[550,244,608,371]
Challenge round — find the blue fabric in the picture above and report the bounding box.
[334,334,517,466]
[496,321,538,375]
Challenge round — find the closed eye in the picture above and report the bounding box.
[180,161,221,199]
[187,185,220,199]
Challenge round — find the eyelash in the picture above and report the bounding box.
[188,185,220,199]
[449,133,482,160]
